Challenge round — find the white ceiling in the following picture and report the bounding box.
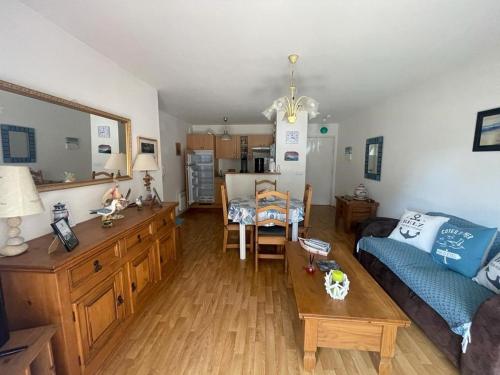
[20,0,500,124]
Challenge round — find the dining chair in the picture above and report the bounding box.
[255,179,277,195]
[298,184,313,238]
[255,190,290,272]
[221,184,253,253]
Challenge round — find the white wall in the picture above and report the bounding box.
[90,115,120,172]
[159,110,189,211]
[0,0,162,243]
[275,111,308,199]
[335,54,500,228]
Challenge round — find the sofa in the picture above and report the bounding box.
[354,216,500,375]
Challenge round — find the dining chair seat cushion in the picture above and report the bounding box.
[258,226,286,236]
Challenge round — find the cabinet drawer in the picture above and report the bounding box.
[125,224,153,252]
[68,243,120,290]
[156,211,174,237]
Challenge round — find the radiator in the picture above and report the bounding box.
[177,191,187,213]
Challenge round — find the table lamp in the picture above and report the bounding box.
[0,166,45,256]
[104,153,127,177]
[133,153,159,199]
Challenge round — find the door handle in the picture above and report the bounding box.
[117,295,124,305]
[137,234,142,243]
[131,282,137,292]
[93,260,102,273]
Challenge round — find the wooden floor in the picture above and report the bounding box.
[99,206,458,375]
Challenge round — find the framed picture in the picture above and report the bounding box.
[176,142,182,156]
[1,124,36,163]
[137,136,158,162]
[97,125,110,138]
[51,218,79,251]
[98,144,112,154]
[473,107,500,151]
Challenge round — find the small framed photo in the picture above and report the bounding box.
[137,136,159,162]
[51,218,79,251]
[176,142,182,156]
[473,107,500,151]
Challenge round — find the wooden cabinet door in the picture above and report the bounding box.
[129,246,155,312]
[158,231,176,277]
[248,134,273,158]
[214,179,224,206]
[216,136,237,159]
[73,271,126,366]
[187,134,214,150]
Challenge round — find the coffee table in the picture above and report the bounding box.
[286,241,410,374]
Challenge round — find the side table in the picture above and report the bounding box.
[335,195,379,232]
[0,325,57,374]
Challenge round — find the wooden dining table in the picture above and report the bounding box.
[228,196,305,260]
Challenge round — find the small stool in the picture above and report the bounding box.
[175,217,184,255]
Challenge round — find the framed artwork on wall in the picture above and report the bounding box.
[137,136,159,162]
[1,124,36,163]
[176,142,182,156]
[473,107,500,151]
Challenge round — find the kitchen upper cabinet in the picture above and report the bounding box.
[248,134,274,158]
[187,134,215,150]
[215,135,240,159]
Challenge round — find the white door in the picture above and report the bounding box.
[306,137,335,205]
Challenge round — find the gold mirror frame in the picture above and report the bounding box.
[0,79,132,192]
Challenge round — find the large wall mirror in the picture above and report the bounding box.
[364,136,383,181]
[0,80,132,192]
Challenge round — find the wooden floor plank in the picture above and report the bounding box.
[99,206,458,375]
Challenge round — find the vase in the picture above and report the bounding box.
[353,184,368,200]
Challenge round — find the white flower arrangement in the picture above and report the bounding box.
[324,270,350,300]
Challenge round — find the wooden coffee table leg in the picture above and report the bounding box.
[379,325,397,375]
[303,319,318,371]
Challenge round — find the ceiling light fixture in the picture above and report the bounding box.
[263,54,319,124]
[221,117,232,141]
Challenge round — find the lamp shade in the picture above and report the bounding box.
[0,166,44,218]
[133,153,159,171]
[104,153,127,171]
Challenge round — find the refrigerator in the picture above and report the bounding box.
[186,150,215,205]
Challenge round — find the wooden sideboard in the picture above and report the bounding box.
[0,204,178,375]
[335,195,379,232]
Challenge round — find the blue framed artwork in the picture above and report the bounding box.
[1,124,36,163]
[364,136,383,181]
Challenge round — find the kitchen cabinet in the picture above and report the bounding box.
[215,135,240,159]
[248,134,273,159]
[187,134,215,150]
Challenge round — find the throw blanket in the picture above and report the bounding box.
[357,237,494,353]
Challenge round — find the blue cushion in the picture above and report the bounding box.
[427,212,500,264]
[430,223,498,278]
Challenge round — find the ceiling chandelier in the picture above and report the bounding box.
[262,54,319,124]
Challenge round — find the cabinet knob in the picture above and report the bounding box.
[93,260,102,273]
[117,295,124,305]
[162,219,167,226]
[160,256,164,263]
[137,234,142,243]
[131,282,137,292]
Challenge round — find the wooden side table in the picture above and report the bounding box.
[0,325,57,375]
[335,195,379,232]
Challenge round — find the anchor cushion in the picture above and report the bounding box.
[430,223,498,278]
[474,252,500,293]
[388,210,449,253]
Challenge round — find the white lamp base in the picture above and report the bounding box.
[0,217,29,257]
